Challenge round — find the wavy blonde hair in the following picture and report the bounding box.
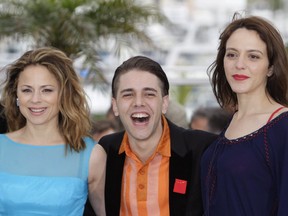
[1,47,91,151]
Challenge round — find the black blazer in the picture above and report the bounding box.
[0,105,7,133]
[84,120,216,216]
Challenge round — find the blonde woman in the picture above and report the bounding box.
[0,47,105,215]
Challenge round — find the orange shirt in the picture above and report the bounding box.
[119,116,171,216]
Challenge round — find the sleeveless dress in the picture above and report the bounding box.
[201,110,288,216]
[0,134,95,216]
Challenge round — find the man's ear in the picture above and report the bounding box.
[162,95,169,114]
[111,98,119,116]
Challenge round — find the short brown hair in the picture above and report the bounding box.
[111,56,169,98]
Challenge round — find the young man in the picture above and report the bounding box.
[84,56,216,216]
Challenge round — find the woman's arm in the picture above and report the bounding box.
[88,144,107,216]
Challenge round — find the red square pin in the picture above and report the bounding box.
[173,178,187,194]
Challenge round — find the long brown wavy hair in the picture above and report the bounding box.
[208,12,288,110]
[1,47,91,151]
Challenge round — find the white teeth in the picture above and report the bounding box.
[30,108,45,113]
[132,113,148,118]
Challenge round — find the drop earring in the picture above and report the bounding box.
[16,98,19,106]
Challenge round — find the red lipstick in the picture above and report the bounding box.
[232,74,249,81]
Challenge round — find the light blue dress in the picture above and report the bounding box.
[0,134,95,215]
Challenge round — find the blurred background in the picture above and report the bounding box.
[0,0,287,122]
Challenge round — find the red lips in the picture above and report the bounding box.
[232,74,249,81]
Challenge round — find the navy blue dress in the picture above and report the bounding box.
[201,111,288,216]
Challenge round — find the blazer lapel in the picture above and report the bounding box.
[168,121,194,215]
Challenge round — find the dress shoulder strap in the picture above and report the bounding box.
[267,106,285,123]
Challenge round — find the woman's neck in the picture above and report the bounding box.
[8,125,64,146]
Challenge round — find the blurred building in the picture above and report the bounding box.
[1,0,288,119]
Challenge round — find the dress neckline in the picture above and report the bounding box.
[1,134,65,148]
[222,110,288,144]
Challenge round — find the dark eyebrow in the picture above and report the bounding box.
[119,88,133,94]
[247,49,264,55]
[226,47,264,55]
[119,87,158,95]
[225,48,237,52]
[143,87,157,92]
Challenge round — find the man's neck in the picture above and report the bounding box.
[130,140,159,163]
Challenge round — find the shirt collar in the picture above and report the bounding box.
[119,115,171,157]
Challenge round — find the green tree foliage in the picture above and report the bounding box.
[0,0,168,86]
[175,85,193,105]
[270,0,283,10]
[247,0,283,11]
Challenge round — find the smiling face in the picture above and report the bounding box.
[224,28,271,96]
[112,69,169,144]
[17,64,60,128]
